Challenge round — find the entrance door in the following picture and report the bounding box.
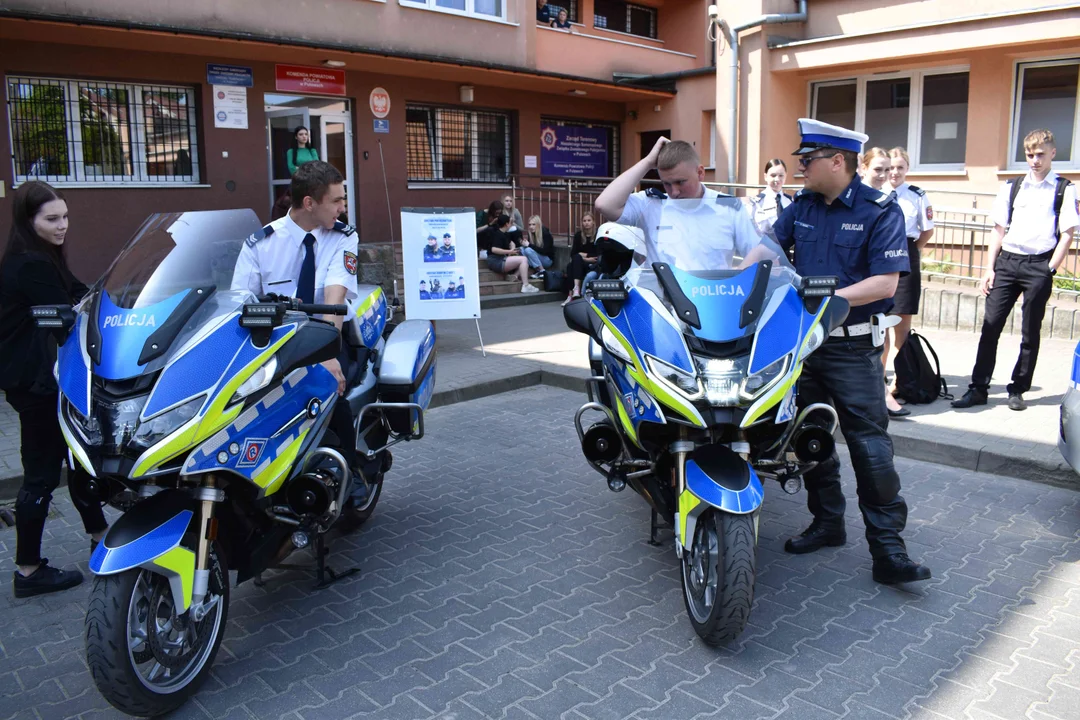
[319,114,356,224]
[266,107,310,212]
[640,129,670,186]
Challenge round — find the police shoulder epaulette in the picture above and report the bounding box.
[245,224,275,247]
[908,185,926,197]
[755,191,766,201]
[868,188,895,207]
[645,187,667,199]
[714,196,743,210]
[794,188,811,200]
[333,221,356,236]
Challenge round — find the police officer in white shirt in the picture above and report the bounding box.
[887,147,934,345]
[232,161,359,396]
[748,158,794,237]
[953,129,1079,412]
[594,138,766,291]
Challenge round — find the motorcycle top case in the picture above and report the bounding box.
[376,320,436,434]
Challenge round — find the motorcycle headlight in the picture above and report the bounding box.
[233,355,278,402]
[131,396,203,451]
[600,325,633,365]
[741,354,791,401]
[695,356,748,406]
[64,397,102,446]
[645,356,702,399]
[798,324,825,361]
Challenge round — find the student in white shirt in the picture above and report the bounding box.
[748,158,794,237]
[952,129,1079,412]
[887,147,934,349]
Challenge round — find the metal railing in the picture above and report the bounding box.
[512,175,612,246]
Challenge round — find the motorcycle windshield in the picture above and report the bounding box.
[631,197,799,343]
[91,210,263,380]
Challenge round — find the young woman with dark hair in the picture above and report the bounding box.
[0,181,109,597]
[286,126,320,176]
[748,158,794,237]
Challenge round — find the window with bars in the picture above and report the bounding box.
[547,1,579,23]
[6,76,200,184]
[593,0,657,39]
[405,104,511,183]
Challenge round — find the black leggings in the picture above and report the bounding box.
[6,389,108,566]
[569,254,597,282]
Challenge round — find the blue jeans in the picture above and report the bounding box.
[798,335,908,559]
[521,247,552,270]
[583,270,599,290]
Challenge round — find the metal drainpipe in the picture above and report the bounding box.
[722,0,808,186]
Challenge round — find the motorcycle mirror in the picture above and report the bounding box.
[563,299,601,341]
[31,304,76,345]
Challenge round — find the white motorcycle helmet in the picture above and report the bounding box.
[594,221,644,278]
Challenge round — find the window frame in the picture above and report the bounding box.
[6,75,201,186]
[808,65,970,172]
[405,103,513,185]
[593,0,658,40]
[398,0,508,22]
[1007,56,1080,172]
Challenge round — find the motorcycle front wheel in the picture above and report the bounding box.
[681,510,757,646]
[85,542,229,717]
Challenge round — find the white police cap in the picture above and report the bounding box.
[792,118,868,155]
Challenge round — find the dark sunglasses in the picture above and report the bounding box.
[797,153,835,169]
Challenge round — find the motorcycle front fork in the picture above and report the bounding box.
[190,475,224,620]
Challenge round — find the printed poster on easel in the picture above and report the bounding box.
[400,208,480,322]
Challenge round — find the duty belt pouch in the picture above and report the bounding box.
[871,315,886,347]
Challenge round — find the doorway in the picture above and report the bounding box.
[265,94,356,224]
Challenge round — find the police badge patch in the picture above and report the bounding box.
[344,251,358,275]
[926,206,933,221]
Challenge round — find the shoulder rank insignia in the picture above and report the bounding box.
[908,185,925,197]
[245,223,275,247]
[869,189,895,207]
[333,221,356,237]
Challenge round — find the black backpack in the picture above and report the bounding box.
[893,331,952,405]
[1006,175,1073,235]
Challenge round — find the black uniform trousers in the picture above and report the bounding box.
[799,335,908,559]
[6,389,108,566]
[970,249,1055,396]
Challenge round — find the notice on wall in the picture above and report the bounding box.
[934,122,958,140]
[213,85,248,129]
[540,124,609,177]
[524,155,538,169]
[206,63,254,87]
[400,208,481,321]
[275,64,346,96]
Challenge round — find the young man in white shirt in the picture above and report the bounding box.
[953,129,1079,411]
[594,138,765,291]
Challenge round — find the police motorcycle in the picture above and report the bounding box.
[563,198,850,645]
[31,210,435,717]
[1059,340,1080,474]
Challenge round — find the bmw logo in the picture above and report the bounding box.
[307,399,321,418]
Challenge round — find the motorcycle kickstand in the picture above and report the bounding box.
[313,532,361,590]
[648,509,663,547]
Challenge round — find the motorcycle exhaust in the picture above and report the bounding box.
[286,471,337,517]
[793,426,835,463]
[582,421,622,464]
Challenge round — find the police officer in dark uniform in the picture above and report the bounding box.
[772,119,931,585]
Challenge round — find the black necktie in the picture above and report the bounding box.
[297,233,316,303]
[776,193,784,211]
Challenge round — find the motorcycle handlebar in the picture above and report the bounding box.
[296,303,348,316]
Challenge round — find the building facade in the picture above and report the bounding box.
[0,0,715,277]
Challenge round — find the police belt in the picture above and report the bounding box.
[829,322,873,338]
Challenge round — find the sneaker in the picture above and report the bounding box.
[531,270,545,279]
[1008,393,1026,411]
[521,283,539,294]
[13,559,83,598]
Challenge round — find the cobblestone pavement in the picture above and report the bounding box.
[2,386,1080,720]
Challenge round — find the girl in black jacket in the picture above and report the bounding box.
[0,181,108,598]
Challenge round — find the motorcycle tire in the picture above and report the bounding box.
[85,541,229,717]
[680,510,756,646]
[343,474,383,526]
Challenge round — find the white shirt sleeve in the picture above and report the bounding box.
[917,193,934,233]
[230,241,262,297]
[989,183,1011,229]
[616,191,647,230]
[1059,183,1080,235]
[324,233,359,301]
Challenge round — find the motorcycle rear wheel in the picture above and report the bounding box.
[680,510,756,646]
[85,542,229,717]
[343,473,383,526]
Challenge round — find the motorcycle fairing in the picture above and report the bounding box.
[95,290,189,381]
[602,354,665,447]
[667,265,760,343]
[182,364,338,495]
[56,313,92,418]
[1059,341,1080,473]
[348,285,388,350]
[90,489,199,612]
[129,323,298,478]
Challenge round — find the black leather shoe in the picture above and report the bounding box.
[784,522,846,555]
[872,553,932,584]
[1008,393,1026,411]
[951,388,987,409]
[13,559,83,598]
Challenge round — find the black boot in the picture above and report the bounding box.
[872,553,932,584]
[951,387,987,409]
[13,559,83,598]
[784,521,846,555]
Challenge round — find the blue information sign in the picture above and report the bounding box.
[206,63,254,88]
[374,119,390,134]
[540,125,609,178]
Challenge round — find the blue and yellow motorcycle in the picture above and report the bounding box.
[33,210,435,717]
[564,199,849,645]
